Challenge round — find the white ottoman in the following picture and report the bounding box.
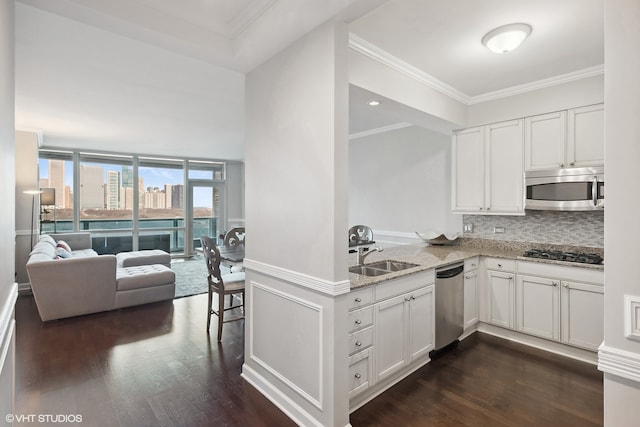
[116,264,175,291]
[116,249,171,268]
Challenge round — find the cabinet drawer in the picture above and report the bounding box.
[375,269,435,302]
[348,306,374,334]
[486,257,515,272]
[349,326,373,355]
[348,349,371,397]
[348,287,374,311]
[464,256,480,271]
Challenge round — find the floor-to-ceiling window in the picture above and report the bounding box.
[37,150,74,233]
[38,150,227,257]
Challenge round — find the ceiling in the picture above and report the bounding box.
[14,0,604,159]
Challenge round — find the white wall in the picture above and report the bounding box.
[466,75,604,128]
[243,21,350,427]
[601,0,640,424]
[14,130,40,285]
[349,125,461,243]
[225,161,244,228]
[0,0,17,422]
[349,49,467,127]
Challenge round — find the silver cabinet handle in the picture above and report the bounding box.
[354,297,362,303]
[465,275,471,279]
[563,283,568,288]
[479,207,483,211]
[552,281,558,287]
[405,297,411,302]
[498,263,502,268]
[561,163,565,168]
[570,162,575,166]
[355,341,362,347]
[354,319,362,325]
[411,296,416,300]
[508,276,513,281]
[354,373,362,379]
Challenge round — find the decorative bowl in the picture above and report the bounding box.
[415,231,460,245]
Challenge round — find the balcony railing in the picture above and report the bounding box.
[40,217,217,254]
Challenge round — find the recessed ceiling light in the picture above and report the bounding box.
[482,23,532,54]
[368,100,380,106]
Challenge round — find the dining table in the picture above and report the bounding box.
[218,245,245,263]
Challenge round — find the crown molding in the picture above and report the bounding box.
[349,122,412,140]
[469,65,605,104]
[348,33,604,106]
[348,33,470,104]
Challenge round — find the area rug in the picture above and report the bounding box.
[171,257,209,298]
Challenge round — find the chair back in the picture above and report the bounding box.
[224,227,245,248]
[201,235,224,290]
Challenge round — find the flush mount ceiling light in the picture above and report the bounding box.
[368,100,380,106]
[482,23,532,54]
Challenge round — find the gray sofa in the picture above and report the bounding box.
[26,232,175,321]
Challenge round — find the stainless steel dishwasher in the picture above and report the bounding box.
[434,262,464,351]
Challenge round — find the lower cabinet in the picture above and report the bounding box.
[374,285,434,383]
[463,269,478,329]
[348,269,435,405]
[561,280,604,351]
[486,270,516,329]
[516,275,604,351]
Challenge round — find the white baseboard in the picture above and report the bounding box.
[241,363,323,427]
[477,323,598,365]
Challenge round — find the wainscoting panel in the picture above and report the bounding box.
[249,281,323,409]
[0,284,18,422]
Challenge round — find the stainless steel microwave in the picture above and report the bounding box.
[525,166,604,211]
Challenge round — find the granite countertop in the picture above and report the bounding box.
[349,238,604,289]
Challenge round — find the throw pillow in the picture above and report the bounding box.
[55,247,72,258]
[57,240,72,252]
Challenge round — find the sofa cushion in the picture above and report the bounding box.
[116,250,171,268]
[116,264,175,291]
[39,234,56,247]
[29,242,56,259]
[70,249,99,258]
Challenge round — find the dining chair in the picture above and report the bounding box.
[200,235,245,342]
[223,227,245,277]
[223,227,245,248]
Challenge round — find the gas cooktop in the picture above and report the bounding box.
[522,249,603,265]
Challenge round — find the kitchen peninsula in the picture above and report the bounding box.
[346,238,604,411]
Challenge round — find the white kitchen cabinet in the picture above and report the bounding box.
[463,258,479,330]
[486,270,516,329]
[452,127,485,212]
[524,104,604,171]
[516,275,560,340]
[561,280,604,351]
[374,285,434,383]
[452,120,524,214]
[486,120,524,213]
[348,287,375,398]
[515,261,604,351]
[567,104,604,168]
[524,111,567,170]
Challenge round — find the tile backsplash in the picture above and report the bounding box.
[462,211,604,248]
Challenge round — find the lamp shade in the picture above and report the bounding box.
[482,23,532,54]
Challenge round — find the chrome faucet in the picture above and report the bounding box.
[357,246,383,265]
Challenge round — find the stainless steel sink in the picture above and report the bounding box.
[349,260,419,277]
[366,260,419,272]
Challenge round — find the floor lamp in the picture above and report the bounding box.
[23,189,42,251]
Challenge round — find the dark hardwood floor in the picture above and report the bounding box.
[15,294,603,426]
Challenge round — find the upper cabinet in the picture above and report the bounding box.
[452,119,524,215]
[524,104,604,171]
